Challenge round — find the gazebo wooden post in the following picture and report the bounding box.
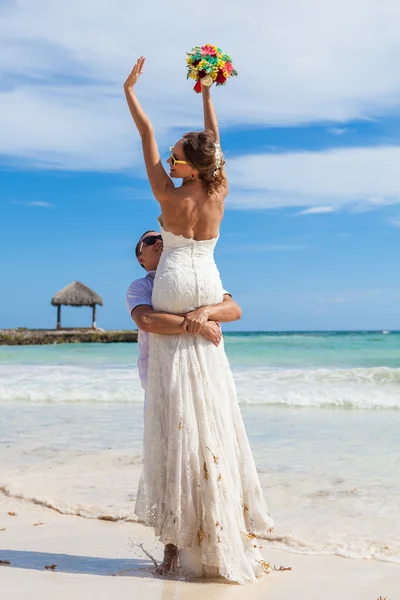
[92,304,97,330]
[56,305,61,330]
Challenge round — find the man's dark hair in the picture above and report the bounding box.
[135,230,154,258]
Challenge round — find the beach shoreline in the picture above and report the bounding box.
[0,495,398,600]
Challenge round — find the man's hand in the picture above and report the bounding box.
[183,307,210,334]
[199,321,221,347]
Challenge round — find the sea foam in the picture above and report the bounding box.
[1,364,399,408]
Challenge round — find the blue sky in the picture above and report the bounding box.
[2,0,400,331]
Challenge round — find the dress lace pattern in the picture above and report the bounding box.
[135,219,274,585]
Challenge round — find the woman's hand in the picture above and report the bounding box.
[183,307,210,334]
[199,321,222,347]
[201,82,212,94]
[124,57,145,91]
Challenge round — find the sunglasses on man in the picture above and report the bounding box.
[138,234,162,256]
[169,147,188,169]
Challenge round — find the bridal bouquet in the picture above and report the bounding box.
[186,44,238,93]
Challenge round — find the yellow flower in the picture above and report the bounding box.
[189,69,198,80]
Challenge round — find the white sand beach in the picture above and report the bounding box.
[1,488,398,600]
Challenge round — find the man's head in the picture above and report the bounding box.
[135,230,163,271]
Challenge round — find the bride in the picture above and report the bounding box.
[124,57,274,585]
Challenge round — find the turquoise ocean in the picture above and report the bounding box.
[1,331,399,563]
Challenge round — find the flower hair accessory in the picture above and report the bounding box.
[213,143,223,176]
[186,44,238,94]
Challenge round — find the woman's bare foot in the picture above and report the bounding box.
[155,544,179,575]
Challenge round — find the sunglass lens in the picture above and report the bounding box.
[143,235,162,246]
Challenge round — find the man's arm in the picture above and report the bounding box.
[205,295,242,323]
[131,294,240,332]
[127,278,194,335]
[131,305,186,335]
[131,305,222,346]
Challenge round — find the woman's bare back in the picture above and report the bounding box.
[160,183,226,241]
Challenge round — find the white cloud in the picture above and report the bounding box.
[12,200,54,208]
[298,206,338,215]
[226,145,400,209]
[1,0,400,170]
[328,128,348,135]
[388,216,400,226]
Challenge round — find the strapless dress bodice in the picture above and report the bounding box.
[152,217,223,314]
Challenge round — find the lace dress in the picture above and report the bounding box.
[135,219,274,585]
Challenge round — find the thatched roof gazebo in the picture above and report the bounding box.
[51,281,103,330]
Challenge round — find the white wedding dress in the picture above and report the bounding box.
[135,218,274,585]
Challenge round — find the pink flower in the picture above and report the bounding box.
[201,44,217,56]
[224,61,234,76]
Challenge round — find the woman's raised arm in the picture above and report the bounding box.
[201,85,220,145]
[124,58,174,203]
[201,84,227,185]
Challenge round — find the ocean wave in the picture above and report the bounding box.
[235,365,400,386]
[0,364,144,404]
[234,366,400,408]
[0,485,139,522]
[1,364,400,408]
[1,485,398,564]
[260,532,400,563]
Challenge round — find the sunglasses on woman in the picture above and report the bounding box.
[169,147,188,168]
[139,234,162,255]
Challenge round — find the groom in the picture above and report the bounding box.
[127,229,242,392]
